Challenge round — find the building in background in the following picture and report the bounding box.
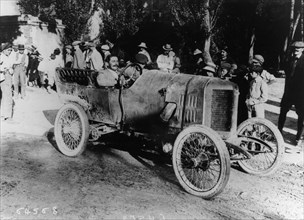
[0,14,64,61]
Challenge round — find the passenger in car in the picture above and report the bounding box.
[96,55,119,87]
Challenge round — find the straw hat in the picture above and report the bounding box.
[138,42,148,49]
[162,44,173,51]
[193,49,202,55]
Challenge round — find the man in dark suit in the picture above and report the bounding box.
[278,41,304,148]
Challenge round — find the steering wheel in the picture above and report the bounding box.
[119,62,143,88]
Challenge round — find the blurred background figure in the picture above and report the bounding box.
[215,46,237,76]
[169,51,181,74]
[13,44,28,99]
[138,42,152,64]
[156,44,174,73]
[0,43,14,121]
[251,54,276,84]
[64,45,73,68]
[27,50,40,87]
[72,41,86,69]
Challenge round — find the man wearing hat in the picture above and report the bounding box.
[72,40,86,69]
[251,54,276,84]
[138,42,152,64]
[156,44,174,73]
[0,43,14,120]
[13,44,29,99]
[278,41,304,149]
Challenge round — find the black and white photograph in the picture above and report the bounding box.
[0,0,303,219]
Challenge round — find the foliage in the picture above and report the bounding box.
[18,0,91,43]
[102,0,148,40]
[168,0,224,44]
[17,0,148,43]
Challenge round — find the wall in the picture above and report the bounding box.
[12,14,65,61]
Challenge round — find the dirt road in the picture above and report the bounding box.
[1,80,303,220]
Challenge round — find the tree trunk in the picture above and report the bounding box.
[248,28,256,64]
[89,0,95,14]
[282,0,295,65]
[286,0,295,49]
[292,12,301,41]
[301,0,304,41]
[202,0,215,67]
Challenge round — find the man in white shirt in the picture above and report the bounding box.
[13,44,29,99]
[156,44,174,73]
[97,55,119,87]
[87,42,104,72]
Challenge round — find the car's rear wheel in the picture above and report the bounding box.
[54,103,89,157]
[172,125,230,199]
[237,118,284,176]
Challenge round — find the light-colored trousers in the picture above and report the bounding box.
[14,64,26,98]
[0,73,13,118]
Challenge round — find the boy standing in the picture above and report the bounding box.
[246,65,268,118]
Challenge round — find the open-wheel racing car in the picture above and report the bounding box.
[54,63,284,199]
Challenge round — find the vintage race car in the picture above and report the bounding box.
[54,64,284,199]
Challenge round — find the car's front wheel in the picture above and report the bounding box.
[54,103,89,157]
[172,125,230,199]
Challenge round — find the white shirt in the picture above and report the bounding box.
[0,53,14,72]
[89,48,104,71]
[14,52,29,67]
[156,54,174,72]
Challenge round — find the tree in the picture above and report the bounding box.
[168,0,224,66]
[17,0,148,43]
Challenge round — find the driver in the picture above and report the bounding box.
[97,55,119,87]
[122,53,148,87]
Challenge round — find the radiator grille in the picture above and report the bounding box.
[211,90,233,131]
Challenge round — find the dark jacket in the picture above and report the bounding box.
[282,53,304,108]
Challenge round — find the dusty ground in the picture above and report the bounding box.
[0,79,303,220]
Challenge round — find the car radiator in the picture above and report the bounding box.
[210,89,233,131]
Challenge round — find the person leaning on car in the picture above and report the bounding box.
[96,54,119,87]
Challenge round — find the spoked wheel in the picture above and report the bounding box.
[237,118,284,176]
[54,103,89,157]
[172,125,230,199]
